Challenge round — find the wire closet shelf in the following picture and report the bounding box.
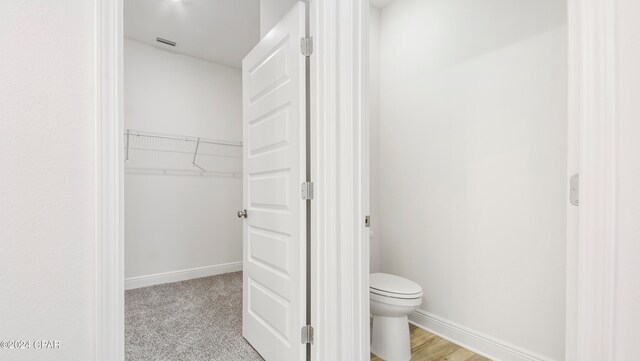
[124,129,243,176]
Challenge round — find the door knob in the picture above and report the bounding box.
[237,209,248,218]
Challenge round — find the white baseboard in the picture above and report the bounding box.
[409,309,556,361]
[125,262,243,290]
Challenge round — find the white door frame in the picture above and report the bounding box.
[96,0,124,359]
[566,0,618,360]
[308,0,369,359]
[96,0,616,360]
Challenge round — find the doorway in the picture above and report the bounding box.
[121,1,309,360]
[367,0,569,359]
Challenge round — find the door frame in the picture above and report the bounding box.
[96,0,124,359]
[565,0,618,360]
[307,0,369,359]
[96,0,617,361]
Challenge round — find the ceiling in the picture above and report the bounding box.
[370,0,397,9]
[124,0,260,68]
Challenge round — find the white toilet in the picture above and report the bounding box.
[370,273,423,361]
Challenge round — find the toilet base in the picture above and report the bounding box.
[371,314,411,361]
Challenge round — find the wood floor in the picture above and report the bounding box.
[371,325,491,361]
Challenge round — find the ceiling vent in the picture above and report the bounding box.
[156,37,177,47]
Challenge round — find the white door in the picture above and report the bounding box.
[241,2,307,361]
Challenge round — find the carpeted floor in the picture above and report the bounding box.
[125,271,264,361]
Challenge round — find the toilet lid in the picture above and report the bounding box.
[370,273,423,299]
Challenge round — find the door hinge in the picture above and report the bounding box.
[301,182,314,200]
[301,325,314,345]
[570,173,579,206]
[365,215,371,228]
[300,37,313,56]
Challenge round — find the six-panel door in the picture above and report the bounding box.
[241,2,307,361]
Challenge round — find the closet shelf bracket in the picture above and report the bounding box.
[125,129,131,162]
[192,137,206,172]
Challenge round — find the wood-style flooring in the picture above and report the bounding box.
[371,325,491,361]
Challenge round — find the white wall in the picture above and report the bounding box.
[260,0,297,38]
[613,1,640,359]
[373,0,568,359]
[0,1,96,360]
[124,39,243,280]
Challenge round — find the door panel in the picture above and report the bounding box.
[242,3,306,361]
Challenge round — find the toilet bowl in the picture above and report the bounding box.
[370,273,423,361]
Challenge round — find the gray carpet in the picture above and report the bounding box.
[125,271,264,361]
